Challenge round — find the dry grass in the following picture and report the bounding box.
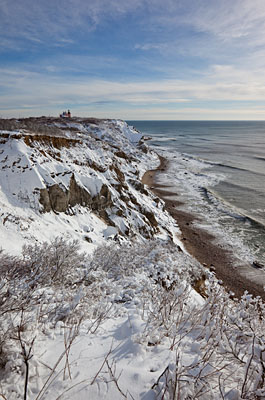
[0,117,82,150]
[0,117,62,136]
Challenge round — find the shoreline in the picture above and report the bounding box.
[142,156,265,301]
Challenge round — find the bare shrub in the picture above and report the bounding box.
[149,283,265,399]
[21,237,87,286]
[0,118,62,136]
[0,238,264,399]
[0,238,88,374]
[0,118,18,131]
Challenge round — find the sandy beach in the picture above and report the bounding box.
[142,156,265,301]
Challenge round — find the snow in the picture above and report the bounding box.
[0,118,178,255]
[103,226,118,238]
[38,307,173,399]
[0,117,264,399]
[0,235,208,399]
[1,235,264,398]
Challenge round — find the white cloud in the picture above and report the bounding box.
[2,104,264,121]
[2,0,265,120]
[1,0,265,81]
[1,62,265,119]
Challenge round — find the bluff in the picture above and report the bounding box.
[0,117,179,253]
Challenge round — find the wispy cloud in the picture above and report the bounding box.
[1,63,265,119]
[135,1,265,66]
[0,0,145,49]
[187,0,265,41]
[1,1,265,119]
[1,0,265,48]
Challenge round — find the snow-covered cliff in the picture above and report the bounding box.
[0,117,264,400]
[0,117,179,254]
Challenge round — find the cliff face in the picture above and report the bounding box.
[39,175,112,214]
[0,117,179,253]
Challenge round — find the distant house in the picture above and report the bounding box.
[60,110,71,118]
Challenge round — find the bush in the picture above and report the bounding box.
[0,238,264,399]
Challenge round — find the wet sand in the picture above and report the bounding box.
[142,156,265,301]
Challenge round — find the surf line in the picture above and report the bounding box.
[142,154,265,301]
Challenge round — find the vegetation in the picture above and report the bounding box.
[0,238,264,399]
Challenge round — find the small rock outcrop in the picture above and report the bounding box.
[49,184,69,212]
[39,174,112,214]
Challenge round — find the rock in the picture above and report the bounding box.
[252,260,264,269]
[97,184,112,210]
[142,210,158,227]
[84,236,93,243]
[69,174,92,208]
[39,174,112,215]
[115,150,129,159]
[209,265,216,272]
[128,178,148,195]
[112,164,125,183]
[49,184,68,212]
[39,188,52,212]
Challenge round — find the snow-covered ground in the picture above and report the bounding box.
[0,118,180,254]
[0,117,264,399]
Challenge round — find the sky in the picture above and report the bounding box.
[1,0,265,120]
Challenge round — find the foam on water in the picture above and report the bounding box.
[156,149,262,265]
[129,120,265,267]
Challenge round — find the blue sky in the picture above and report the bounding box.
[1,0,265,119]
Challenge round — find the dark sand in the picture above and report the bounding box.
[142,156,265,301]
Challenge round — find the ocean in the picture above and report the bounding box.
[128,121,265,266]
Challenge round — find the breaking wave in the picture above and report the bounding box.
[203,187,265,231]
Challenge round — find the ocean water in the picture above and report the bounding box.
[128,121,265,265]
